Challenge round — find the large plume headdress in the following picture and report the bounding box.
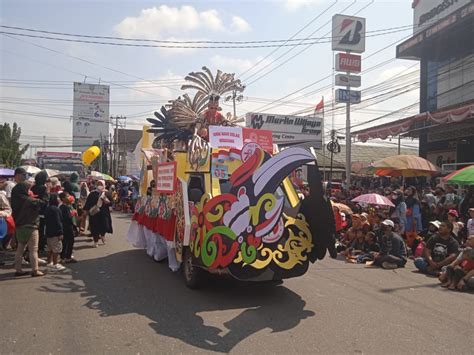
[181,66,245,101]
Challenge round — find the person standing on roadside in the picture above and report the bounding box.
[83,180,113,248]
[11,182,45,277]
[31,171,49,254]
[44,193,66,272]
[59,191,77,263]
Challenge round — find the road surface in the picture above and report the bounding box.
[1,213,472,354]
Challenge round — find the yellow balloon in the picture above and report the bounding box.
[82,146,101,166]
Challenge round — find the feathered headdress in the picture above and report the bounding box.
[181,66,245,101]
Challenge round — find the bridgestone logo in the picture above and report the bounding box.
[419,0,459,26]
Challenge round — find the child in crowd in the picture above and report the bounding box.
[439,235,474,291]
[44,193,66,272]
[59,192,77,263]
[346,230,367,261]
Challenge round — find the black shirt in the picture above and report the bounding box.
[426,234,460,263]
[44,205,63,238]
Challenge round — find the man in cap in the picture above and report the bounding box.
[372,219,408,269]
[414,221,459,275]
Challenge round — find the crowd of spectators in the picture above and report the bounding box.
[329,182,474,292]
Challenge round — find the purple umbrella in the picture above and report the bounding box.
[0,168,15,177]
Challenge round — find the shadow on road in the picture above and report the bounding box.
[37,249,315,353]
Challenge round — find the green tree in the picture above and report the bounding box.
[0,122,29,167]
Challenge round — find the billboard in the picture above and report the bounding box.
[246,113,322,148]
[72,82,110,150]
[332,14,366,53]
[413,0,471,34]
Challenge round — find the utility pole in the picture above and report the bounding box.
[43,136,46,150]
[111,115,126,177]
[345,53,352,188]
[99,134,103,173]
[225,90,243,118]
[398,135,401,155]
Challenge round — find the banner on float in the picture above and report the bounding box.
[155,161,177,193]
[209,126,273,153]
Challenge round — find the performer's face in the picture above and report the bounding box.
[208,102,218,112]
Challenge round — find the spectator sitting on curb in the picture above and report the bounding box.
[369,219,407,270]
[414,221,459,276]
[439,235,474,291]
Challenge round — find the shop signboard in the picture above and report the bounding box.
[335,89,361,104]
[335,53,362,73]
[246,113,322,147]
[332,14,366,53]
[413,0,471,34]
[335,74,361,87]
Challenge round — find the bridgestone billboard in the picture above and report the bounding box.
[245,113,322,148]
[72,82,110,150]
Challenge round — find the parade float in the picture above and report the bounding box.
[127,67,336,288]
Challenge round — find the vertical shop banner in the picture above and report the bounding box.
[209,126,243,150]
[242,127,273,154]
[155,161,177,193]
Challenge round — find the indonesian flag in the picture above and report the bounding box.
[315,97,324,114]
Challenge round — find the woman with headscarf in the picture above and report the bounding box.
[31,171,49,253]
[83,180,113,248]
[391,190,407,235]
[405,186,423,233]
[78,182,90,233]
[11,182,45,277]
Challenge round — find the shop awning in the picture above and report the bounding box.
[354,102,474,142]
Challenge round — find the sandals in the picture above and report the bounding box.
[31,271,45,277]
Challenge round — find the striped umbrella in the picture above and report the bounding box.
[352,193,395,207]
[373,155,438,177]
[443,165,474,185]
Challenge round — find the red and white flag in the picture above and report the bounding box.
[315,97,324,114]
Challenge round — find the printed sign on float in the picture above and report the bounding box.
[155,161,177,193]
[209,126,243,150]
[335,74,361,88]
[332,14,366,53]
[335,53,362,73]
[211,164,229,179]
[335,89,361,104]
[242,127,273,154]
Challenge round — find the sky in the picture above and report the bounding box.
[0,0,421,156]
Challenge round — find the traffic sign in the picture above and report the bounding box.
[335,74,361,88]
[335,89,361,104]
[335,53,361,73]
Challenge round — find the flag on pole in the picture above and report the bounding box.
[315,97,324,114]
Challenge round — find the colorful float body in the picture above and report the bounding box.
[130,130,331,282]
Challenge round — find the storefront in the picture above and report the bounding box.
[354,0,474,173]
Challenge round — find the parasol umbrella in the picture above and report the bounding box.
[20,165,41,174]
[0,168,14,177]
[89,171,115,182]
[352,193,395,207]
[118,176,132,182]
[373,155,438,177]
[443,165,474,185]
[331,201,353,214]
[41,169,60,178]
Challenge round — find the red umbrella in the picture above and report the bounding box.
[351,193,395,207]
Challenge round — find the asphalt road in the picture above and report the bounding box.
[1,213,473,354]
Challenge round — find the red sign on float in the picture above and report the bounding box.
[155,161,177,193]
[335,53,361,73]
[242,128,273,154]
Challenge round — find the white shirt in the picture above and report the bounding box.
[467,218,474,237]
[4,181,15,199]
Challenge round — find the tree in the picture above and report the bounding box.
[0,122,29,167]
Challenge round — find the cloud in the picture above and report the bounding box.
[231,16,251,33]
[115,5,250,40]
[210,55,273,75]
[284,0,323,11]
